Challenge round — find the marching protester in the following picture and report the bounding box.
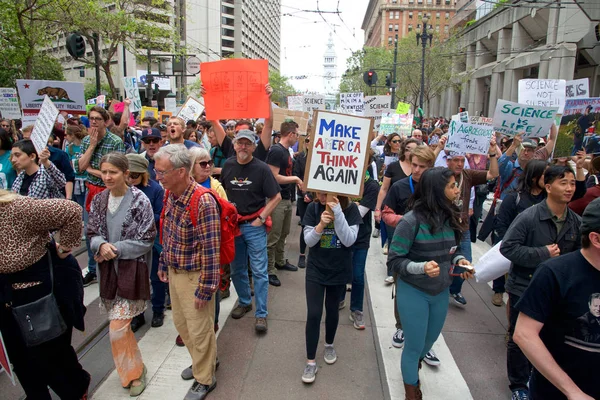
[500,165,582,400]
[514,198,600,400]
[266,120,303,287]
[87,152,156,396]
[293,135,311,269]
[11,140,66,199]
[73,105,126,287]
[387,167,474,399]
[301,194,362,384]
[0,128,16,190]
[0,190,90,399]
[65,124,89,215]
[139,127,164,181]
[166,117,201,149]
[220,130,281,333]
[155,144,221,399]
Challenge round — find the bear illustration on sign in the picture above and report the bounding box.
[36,87,71,101]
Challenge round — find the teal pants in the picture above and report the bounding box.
[396,279,449,385]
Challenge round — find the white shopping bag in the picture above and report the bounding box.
[474,241,511,283]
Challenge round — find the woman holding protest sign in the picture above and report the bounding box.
[387,167,474,399]
[11,139,66,199]
[301,193,362,384]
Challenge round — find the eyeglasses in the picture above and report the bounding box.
[1,124,9,129]
[129,172,141,179]
[196,160,213,168]
[153,168,178,178]
[89,116,104,121]
[235,141,254,148]
[143,138,161,144]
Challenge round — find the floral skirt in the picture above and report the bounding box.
[100,296,146,320]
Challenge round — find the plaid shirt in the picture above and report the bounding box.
[73,130,125,187]
[158,180,221,300]
[12,162,66,199]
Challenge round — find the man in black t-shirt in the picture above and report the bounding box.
[221,130,281,333]
[265,120,303,287]
[514,198,600,400]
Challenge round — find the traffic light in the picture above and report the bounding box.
[385,73,392,87]
[66,33,86,59]
[363,70,378,86]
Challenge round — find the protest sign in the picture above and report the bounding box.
[395,102,410,115]
[303,95,325,115]
[201,59,269,119]
[17,79,85,125]
[164,96,177,113]
[177,96,205,123]
[111,102,136,127]
[557,98,600,157]
[159,111,172,124]
[304,111,373,197]
[566,78,589,99]
[398,114,414,137]
[0,331,15,386]
[518,79,566,114]
[86,98,96,105]
[459,111,469,123]
[469,116,493,126]
[340,93,364,115]
[141,106,158,119]
[96,95,106,108]
[363,95,391,130]
[0,88,21,119]
[30,96,59,154]
[122,77,142,113]
[379,114,399,136]
[492,100,558,138]
[446,120,494,155]
[287,95,304,111]
[273,108,310,135]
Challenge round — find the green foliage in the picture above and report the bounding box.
[268,70,297,106]
[83,79,113,100]
[339,47,393,96]
[465,19,476,27]
[493,0,510,10]
[0,51,64,87]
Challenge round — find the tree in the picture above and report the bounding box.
[339,47,393,96]
[268,70,297,107]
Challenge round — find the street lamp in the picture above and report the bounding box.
[416,16,433,112]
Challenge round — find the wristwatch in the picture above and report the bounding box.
[258,215,266,224]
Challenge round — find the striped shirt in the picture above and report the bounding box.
[73,130,125,187]
[158,180,221,300]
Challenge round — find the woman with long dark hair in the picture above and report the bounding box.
[387,167,474,399]
[11,139,66,199]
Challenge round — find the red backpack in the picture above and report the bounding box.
[160,186,238,265]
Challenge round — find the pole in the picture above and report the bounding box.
[419,37,426,111]
[147,47,152,106]
[391,34,398,110]
[93,33,101,96]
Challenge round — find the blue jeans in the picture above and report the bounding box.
[83,190,97,274]
[341,247,368,312]
[396,279,449,385]
[230,224,269,318]
[449,230,472,295]
[150,246,167,314]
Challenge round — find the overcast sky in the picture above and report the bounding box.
[280,0,368,94]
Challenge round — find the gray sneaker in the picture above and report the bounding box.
[181,365,193,380]
[324,345,337,365]
[301,363,318,384]
[349,310,365,330]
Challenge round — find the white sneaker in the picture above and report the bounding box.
[384,276,394,284]
[382,243,389,255]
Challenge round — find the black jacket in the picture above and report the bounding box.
[494,191,547,240]
[500,199,581,297]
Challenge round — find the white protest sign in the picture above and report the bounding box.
[379,113,399,136]
[492,100,558,138]
[16,79,85,125]
[96,95,106,108]
[287,96,303,111]
[459,111,469,123]
[304,111,373,197]
[177,96,205,123]
[122,77,142,112]
[399,114,414,137]
[446,120,493,155]
[363,95,391,130]
[566,78,589,99]
[0,88,21,120]
[340,93,364,115]
[164,96,177,113]
[469,116,493,126]
[30,96,59,154]
[518,79,566,114]
[303,95,325,115]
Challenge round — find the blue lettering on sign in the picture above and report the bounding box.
[318,118,361,139]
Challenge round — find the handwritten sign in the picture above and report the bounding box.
[122,77,142,112]
[0,88,21,119]
[201,59,269,119]
[469,116,493,126]
[395,102,410,115]
[446,120,493,155]
[177,96,205,123]
[303,95,325,115]
[164,96,177,113]
[30,96,59,154]
[518,79,566,114]
[363,95,391,130]
[304,111,373,197]
[459,111,469,123]
[340,93,364,115]
[399,114,414,137]
[141,106,158,119]
[566,78,589,99]
[287,95,303,111]
[379,114,399,136]
[492,99,558,138]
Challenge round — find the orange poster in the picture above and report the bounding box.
[201,59,269,120]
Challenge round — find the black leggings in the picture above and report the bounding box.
[305,281,345,360]
[297,199,309,254]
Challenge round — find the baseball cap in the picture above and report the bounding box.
[226,120,236,127]
[522,139,537,149]
[582,198,600,232]
[141,128,162,141]
[126,153,149,174]
[233,129,258,144]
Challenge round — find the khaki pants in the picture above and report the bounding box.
[267,199,293,275]
[169,268,216,385]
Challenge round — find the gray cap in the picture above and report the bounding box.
[233,129,257,144]
[522,138,537,149]
[226,120,236,127]
[582,198,600,232]
[126,153,149,173]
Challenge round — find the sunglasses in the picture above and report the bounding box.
[1,125,9,129]
[196,160,213,168]
[143,138,161,144]
[159,124,167,130]
[390,140,401,144]
[129,172,141,179]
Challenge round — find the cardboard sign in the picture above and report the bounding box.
[287,95,304,111]
[141,106,158,119]
[177,96,205,123]
[201,59,269,119]
[446,120,493,155]
[159,111,172,124]
[17,79,85,126]
[0,331,15,386]
[363,95,391,130]
[518,79,566,114]
[566,78,589,99]
[122,77,142,112]
[304,111,373,197]
[30,96,59,154]
[459,111,469,123]
[0,88,21,119]
[273,108,310,135]
[558,98,600,157]
[303,95,325,115]
[395,102,410,115]
[340,93,364,115]
[493,100,558,138]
